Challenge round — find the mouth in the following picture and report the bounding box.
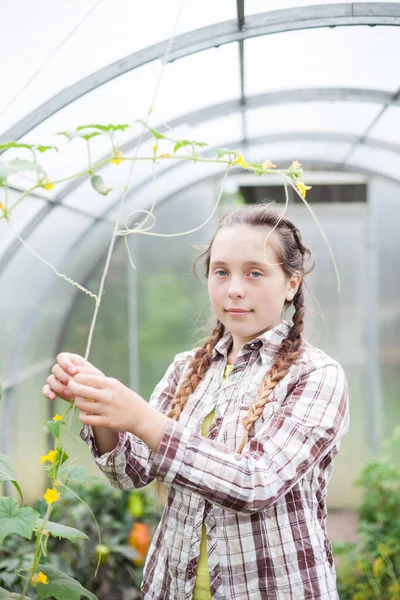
[225,309,252,316]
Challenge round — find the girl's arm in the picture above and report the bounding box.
[67,359,349,510]
[78,351,191,490]
[142,361,349,512]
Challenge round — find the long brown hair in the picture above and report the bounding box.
[155,203,314,500]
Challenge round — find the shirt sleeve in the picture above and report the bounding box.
[147,361,350,513]
[79,350,193,489]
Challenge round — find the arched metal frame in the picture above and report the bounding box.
[3,2,399,463]
[1,2,400,144]
[1,3,400,274]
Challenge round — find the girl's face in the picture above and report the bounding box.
[208,225,301,347]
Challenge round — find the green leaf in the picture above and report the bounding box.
[0,498,39,542]
[173,142,183,154]
[57,130,101,141]
[108,544,140,561]
[0,455,24,505]
[57,465,100,487]
[0,159,42,183]
[135,120,165,140]
[213,148,236,159]
[0,586,32,599]
[90,174,111,196]
[36,145,58,154]
[0,141,57,154]
[35,565,98,600]
[36,518,88,542]
[76,123,131,133]
[42,419,63,438]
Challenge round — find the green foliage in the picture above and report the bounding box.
[335,427,400,600]
[0,499,39,543]
[35,519,88,542]
[0,142,57,154]
[34,565,98,600]
[0,159,43,184]
[42,481,158,599]
[0,455,24,505]
[0,587,32,599]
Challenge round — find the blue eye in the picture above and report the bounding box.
[216,270,228,277]
[249,271,261,278]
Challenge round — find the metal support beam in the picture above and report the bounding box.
[1,3,400,145]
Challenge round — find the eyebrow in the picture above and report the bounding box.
[210,260,267,269]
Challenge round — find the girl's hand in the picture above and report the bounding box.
[43,353,103,403]
[67,373,169,451]
[67,374,146,433]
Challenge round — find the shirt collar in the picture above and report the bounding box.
[212,319,292,363]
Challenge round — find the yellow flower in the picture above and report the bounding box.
[291,160,302,170]
[110,150,123,165]
[40,450,57,465]
[152,145,157,153]
[43,488,59,504]
[32,571,48,585]
[0,202,4,211]
[233,154,247,169]
[160,153,171,159]
[296,181,312,198]
[263,160,276,170]
[372,555,385,578]
[52,414,63,421]
[40,178,54,191]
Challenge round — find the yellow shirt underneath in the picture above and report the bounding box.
[193,364,233,600]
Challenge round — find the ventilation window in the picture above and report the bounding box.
[239,184,367,205]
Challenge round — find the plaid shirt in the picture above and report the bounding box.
[81,320,349,600]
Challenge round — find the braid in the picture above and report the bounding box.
[167,320,225,421]
[235,283,306,454]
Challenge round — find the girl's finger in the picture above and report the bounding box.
[57,352,85,376]
[46,374,74,399]
[43,384,56,400]
[67,379,104,402]
[78,413,107,428]
[75,397,102,414]
[76,366,104,376]
[70,374,110,389]
[51,363,71,385]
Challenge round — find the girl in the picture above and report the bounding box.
[43,204,349,600]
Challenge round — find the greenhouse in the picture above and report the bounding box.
[0,1,399,599]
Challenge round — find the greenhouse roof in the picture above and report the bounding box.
[0,1,399,372]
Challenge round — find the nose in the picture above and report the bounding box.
[227,276,246,299]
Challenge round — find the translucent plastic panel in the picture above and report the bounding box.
[245,27,400,95]
[114,160,231,224]
[0,0,235,133]
[349,145,400,182]
[367,106,400,146]
[13,42,240,193]
[283,203,368,505]
[0,207,94,375]
[242,140,353,166]
[246,0,396,13]
[154,113,244,152]
[246,102,384,139]
[62,134,182,216]
[369,180,400,443]
[22,221,113,374]
[0,190,46,258]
